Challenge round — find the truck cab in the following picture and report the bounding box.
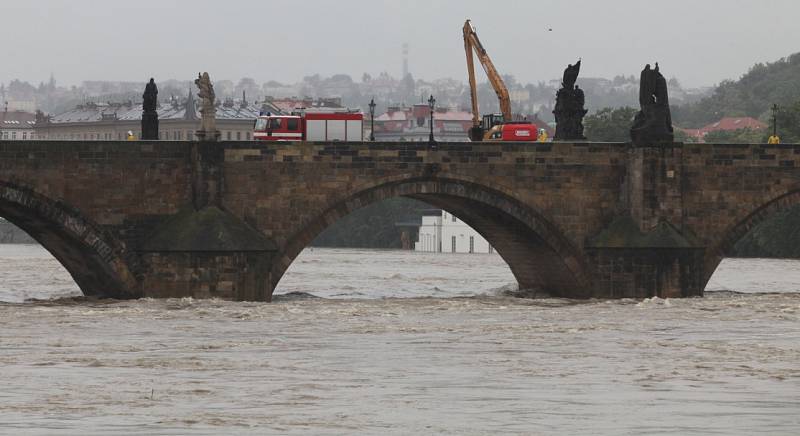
[254,109,363,142]
[253,115,302,141]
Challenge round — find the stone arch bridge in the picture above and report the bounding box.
[1,140,798,301]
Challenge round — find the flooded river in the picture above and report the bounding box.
[1,244,798,434]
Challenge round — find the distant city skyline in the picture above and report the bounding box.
[3,1,799,88]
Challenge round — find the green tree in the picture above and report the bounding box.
[672,52,800,128]
[312,198,430,248]
[673,129,692,143]
[583,107,637,142]
[703,128,767,144]
[775,100,800,143]
[734,203,800,258]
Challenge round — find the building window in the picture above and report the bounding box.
[489,246,494,254]
[246,131,251,140]
[226,131,232,140]
[2,132,8,139]
[469,236,474,253]
[22,132,27,140]
[451,236,456,253]
[236,131,241,141]
[11,132,17,140]
[452,214,457,222]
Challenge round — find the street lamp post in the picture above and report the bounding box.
[428,94,436,145]
[771,103,779,137]
[368,98,376,142]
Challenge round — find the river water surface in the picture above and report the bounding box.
[1,244,798,435]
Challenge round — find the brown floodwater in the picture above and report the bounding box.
[1,245,798,434]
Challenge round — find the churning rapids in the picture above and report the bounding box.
[1,244,799,435]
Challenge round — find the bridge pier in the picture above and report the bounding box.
[585,247,705,298]
[140,251,273,300]
[137,206,277,300]
[580,144,707,299]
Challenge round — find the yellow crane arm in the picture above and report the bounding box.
[462,19,512,124]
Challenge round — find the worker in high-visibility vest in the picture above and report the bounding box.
[537,129,549,142]
[768,135,781,144]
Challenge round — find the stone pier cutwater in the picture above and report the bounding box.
[2,138,799,301]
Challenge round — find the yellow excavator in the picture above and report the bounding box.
[463,19,537,142]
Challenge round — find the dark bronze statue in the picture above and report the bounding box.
[141,78,159,140]
[630,63,674,145]
[34,109,49,124]
[562,60,580,89]
[553,60,588,141]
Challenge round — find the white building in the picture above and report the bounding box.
[415,209,493,254]
[0,110,37,140]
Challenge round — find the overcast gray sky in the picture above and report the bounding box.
[3,0,799,87]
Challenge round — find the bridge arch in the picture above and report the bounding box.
[0,181,140,299]
[704,189,800,287]
[270,177,592,299]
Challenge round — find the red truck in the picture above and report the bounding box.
[254,108,363,142]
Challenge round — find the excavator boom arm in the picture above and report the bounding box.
[463,23,481,127]
[462,20,512,123]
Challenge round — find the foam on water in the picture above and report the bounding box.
[1,244,799,435]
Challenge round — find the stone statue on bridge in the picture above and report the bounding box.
[194,72,220,141]
[630,63,674,145]
[553,60,588,141]
[141,78,159,140]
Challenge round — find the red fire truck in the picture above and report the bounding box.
[253,108,363,142]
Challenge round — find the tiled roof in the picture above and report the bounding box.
[0,110,36,128]
[434,110,472,121]
[701,117,767,133]
[376,108,472,122]
[48,99,269,124]
[375,111,409,121]
[268,98,344,114]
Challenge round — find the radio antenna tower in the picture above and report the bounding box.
[402,43,409,78]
